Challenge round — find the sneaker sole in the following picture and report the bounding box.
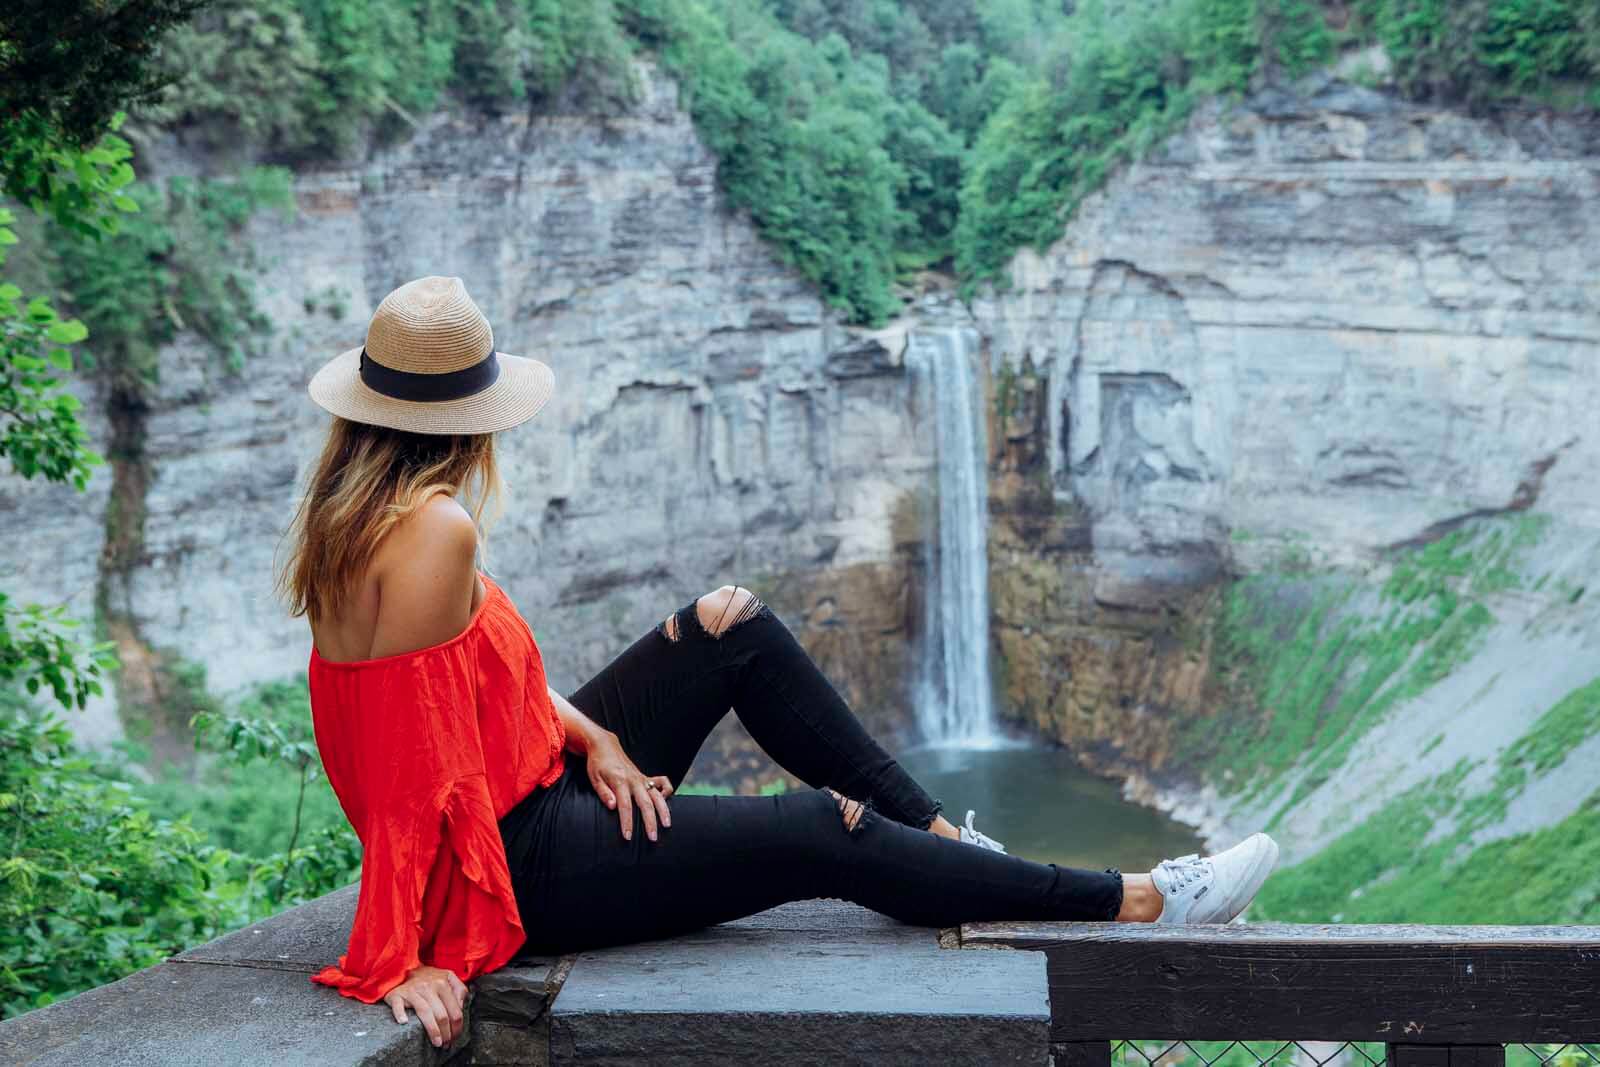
[1221,833,1280,924]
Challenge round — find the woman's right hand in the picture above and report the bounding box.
[584,728,674,842]
[385,964,467,1048]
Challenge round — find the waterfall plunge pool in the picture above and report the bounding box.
[903,320,1201,873]
[897,744,1204,873]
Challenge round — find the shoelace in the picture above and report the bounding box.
[962,810,1005,851]
[1155,853,1211,893]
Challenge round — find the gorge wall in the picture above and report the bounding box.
[5,52,1600,860]
[971,70,1600,867]
[0,63,942,776]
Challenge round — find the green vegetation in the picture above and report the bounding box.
[1184,514,1547,826]
[1,2,207,153]
[1114,1042,1390,1067]
[1111,1043,1594,1067]
[1203,515,1600,924]
[957,0,1600,284]
[1462,674,1600,829]
[1500,674,1600,776]
[15,1,1594,329]
[2,682,361,1018]
[0,1,174,737]
[623,1,964,323]
[1257,673,1600,922]
[104,1,1600,323]
[0,3,345,1018]
[956,0,1333,283]
[1,706,234,1018]
[1353,0,1600,109]
[676,777,791,797]
[147,0,636,157]
[47,167,293,395]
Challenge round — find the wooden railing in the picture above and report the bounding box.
[957,920,1600,1067]
[6,898,1596,1064]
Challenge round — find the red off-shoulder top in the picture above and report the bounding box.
[307,570,566,1004]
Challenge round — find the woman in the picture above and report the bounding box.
[278,277,1279,1050]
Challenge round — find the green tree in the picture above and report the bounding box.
[0,0,357,1019]
[141,0,325,154]
[1353,0,1599,108]
[953,0,1333,286]
[1,673,360,1017]
[0,705,232,1017]
[0,1,209,151]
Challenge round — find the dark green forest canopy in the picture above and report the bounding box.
[93,0,1600,323]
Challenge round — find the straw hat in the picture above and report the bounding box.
[307,276,554,435]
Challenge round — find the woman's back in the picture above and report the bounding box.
[303,494,567,1005]
[309,493,485,664]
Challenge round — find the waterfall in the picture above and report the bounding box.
[908,325,1004,749]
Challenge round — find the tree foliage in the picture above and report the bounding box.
[0,0,345,1021]
[955,0,1334,285]
[48,168,294,395]
[0,0,207,145]
[101,0,1600,321]
[145,0,636,157]
[0,125,128,725]
[0,697,360,1017]
[1352,0,1600,108]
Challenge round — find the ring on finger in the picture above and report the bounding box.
[643,779,658,791]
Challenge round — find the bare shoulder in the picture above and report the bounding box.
[391,492,477,551]
[367,493,483,658]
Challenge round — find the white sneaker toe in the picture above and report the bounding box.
[1207,832,1280,923]
[1150,832,1279,924]
[958,809,1007,853]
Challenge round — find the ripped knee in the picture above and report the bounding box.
[824,787,869,834]
[660,584,768,644]
[697,584,764,637]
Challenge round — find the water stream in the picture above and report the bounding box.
[907,325,1004,748]
[904,320,1200,868]
[899,745,1204,872]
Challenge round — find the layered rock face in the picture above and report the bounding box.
[0,63,937,771]
[6,57,1598,812]
[974,75,1600,776]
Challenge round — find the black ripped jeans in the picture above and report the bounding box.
[496,591,1125,954]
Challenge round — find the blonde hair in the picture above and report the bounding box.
[274,416,505,625]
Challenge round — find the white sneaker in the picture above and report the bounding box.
[1149,832,1279,923]
[959,809,1007,853]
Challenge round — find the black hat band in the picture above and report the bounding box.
[359,344,501,402]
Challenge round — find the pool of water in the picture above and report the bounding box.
[897,744,1204,873]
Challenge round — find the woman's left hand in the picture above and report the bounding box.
[585,730,673,842]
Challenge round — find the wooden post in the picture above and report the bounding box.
[957,921,1600,1045]
[1387,1046,1506,1067]
[1052,1040,1113,1067]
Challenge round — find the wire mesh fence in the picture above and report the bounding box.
[1508,1048,1600,1067]
[1108,1044,1600,1067]
[1112,1041,1386,1067]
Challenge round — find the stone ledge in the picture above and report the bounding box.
[0,957,465,1067]
[0,893,1051,1066]
[550,899,1050,1065]
[0,881,559,1067]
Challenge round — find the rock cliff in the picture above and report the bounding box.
[0,63,939,774]
[6,53,1599,848]
[973,73,1600,805]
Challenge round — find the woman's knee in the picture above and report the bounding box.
[662,584,768,642]
[696,584,765,636]
[823,787,869,834]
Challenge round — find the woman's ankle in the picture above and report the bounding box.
[927,814,960,841]
[1116,873,1163,922]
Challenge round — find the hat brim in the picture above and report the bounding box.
[307,346,555,435]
